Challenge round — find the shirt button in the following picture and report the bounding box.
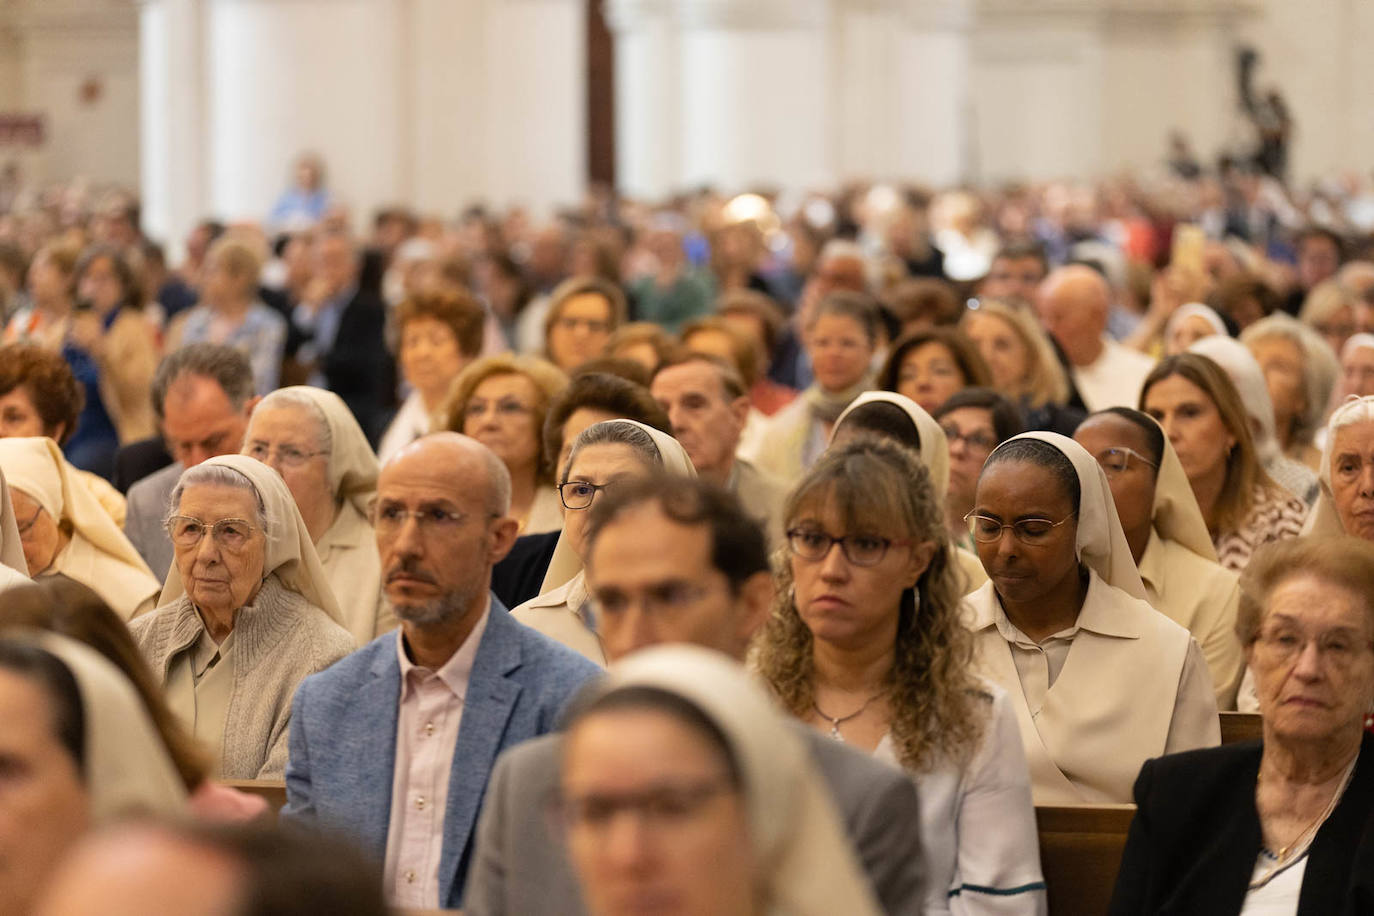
[424,722,435,737]
[405,870,416,884]
[415,796,427,810]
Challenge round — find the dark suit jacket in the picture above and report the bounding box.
[490,531,559,610]
[1109,734,1374,915]
[282,599,602,909]
[464,725,926,916]
[319,288,395,446]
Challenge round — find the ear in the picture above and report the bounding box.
[904,540,938,589]
[243,394,263,418]
[728,395,750,429]
[486,516,521,565]
[733,570,775,645]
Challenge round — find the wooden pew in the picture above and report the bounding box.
[1219,711,1263,745]
[221,779,287,818]
[1036,803,1135,916]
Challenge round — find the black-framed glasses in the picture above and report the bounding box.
[165,516,257,550]
[14,505,42,536]
[964,512,1076,545]
[1092,446,1158,478]
[559,481,612,511]
[940,424,998,452]
[786,528,911,567]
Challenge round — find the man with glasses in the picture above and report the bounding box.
[465,474,925,916]
[282,433,601,911]
[124,344,259,580]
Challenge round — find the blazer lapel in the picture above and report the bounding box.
[1299,734,1374,916]
[344,644,402,864]
[438,602,524,905]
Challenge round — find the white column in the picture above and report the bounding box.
[678,0,837,191]
[894,0,970,186]
[478,0,587,212]
[204,0,408,226]
[139,0,205,252]
[606,0,680,200]
[408,0,488,215]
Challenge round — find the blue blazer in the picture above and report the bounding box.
[282,597,602,908]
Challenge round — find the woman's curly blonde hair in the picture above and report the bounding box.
[755,437,986,773]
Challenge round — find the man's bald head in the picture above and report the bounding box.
[1036,264,1111,366]
[384,432,511,516]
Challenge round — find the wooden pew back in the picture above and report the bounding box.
[1036,803,1135,916]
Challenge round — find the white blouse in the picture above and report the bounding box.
[1238,853,1306,916]
[874,681,1047,916]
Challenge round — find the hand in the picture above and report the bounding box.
[68,312,104,357]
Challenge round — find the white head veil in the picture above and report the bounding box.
[833,391,950,501]
[0,465,28,579]
[571,646,881,916]
[539,420,697,594]
[1189,335,1280,461]
[993,432,1147,599]
[160,454,344,624]
[1165,303,1227,349]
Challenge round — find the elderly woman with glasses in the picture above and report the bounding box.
[1074,408,1244,708]
[1110,537,1374,915]
[129,455,354,779]
[242,386,389,645]
[511,419,695,665]
[758,438,1047,915]
[966,432,1219,804]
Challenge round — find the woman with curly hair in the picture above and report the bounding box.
[756,438,1046,916]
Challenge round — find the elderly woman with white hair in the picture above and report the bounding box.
[242,386,391,645]
[1240,314,1339,471]
[1164,303,1229,356]
[1336,334,1374,403]
[129,455,354,778]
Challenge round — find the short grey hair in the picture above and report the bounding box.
[1241,314,1339,447]
[253,389,332,454]
[561,421,663,484]
[166,464,267,534]
[152,344,255,419]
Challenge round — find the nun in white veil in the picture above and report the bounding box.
[0,465,30,592]
[832,391,988,592]
[964,431,1219,804]
[513,420,696,665]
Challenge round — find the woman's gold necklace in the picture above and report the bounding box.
[1251,757,1357,889]
[813,691,885,741]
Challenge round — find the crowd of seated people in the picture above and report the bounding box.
[3,162,1374,914]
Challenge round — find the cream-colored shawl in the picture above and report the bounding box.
[577,646,882,916]
[0,465,29,588]
[260,387,383,644]
[1303,395,1374,537]
[539,420,696,595]
[832,391,986,590]
[834,390,950,500]
[995,432,1147,600]
[0,438,158,618]
[5,630,186,819]
[1149,426,1219,562]
[159,454,345,625]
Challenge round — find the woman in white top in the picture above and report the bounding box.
[511,419,695,664]
[0,437,159,618]
[1074,407,1244,708]
[756,437,1046,915]
[966,432,1219,804]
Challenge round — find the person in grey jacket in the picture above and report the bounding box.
[464,474,926,915]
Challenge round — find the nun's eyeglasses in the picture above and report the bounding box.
[165,516,257,550]
[964,512,1076,545]
[1092,447,1158,478]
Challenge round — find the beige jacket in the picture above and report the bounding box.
[510,572,605,666]
[966,571,1220,804]
[130,577,355,778]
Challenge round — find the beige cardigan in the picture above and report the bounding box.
[130,577,355,779]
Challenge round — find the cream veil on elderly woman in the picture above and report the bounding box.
[129,455,354,779]
[0,631,185,914]
[512,419,696,665]
[242,385,391,645]
[1110,537,1374,914]
[966,432,1220,803]
[1074,409,1244,708]
[0,437,159,617]
[830,391,987,592]
[560,645,882,916]
[0,466,30,592]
